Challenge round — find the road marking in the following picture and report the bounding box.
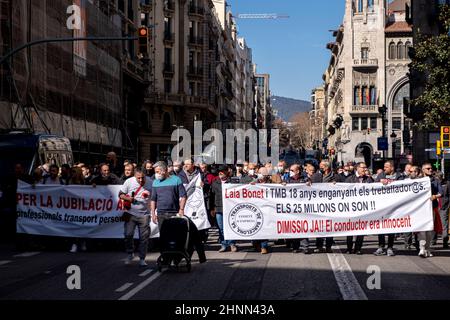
[118,272,162,300]
[13,252,41,258]
[327,246,368,300]
[115,283,134,292]
[0,260,12,266]
[139,269,153,277]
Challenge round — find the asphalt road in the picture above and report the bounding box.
[1,230,450,300]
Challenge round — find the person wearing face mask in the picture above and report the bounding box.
[209,165,238,253]
[337,165,353,182]
[344,162,374,255]
[240,163,258,184]
[252,167,271,254]
[286,164,312,254]
[172,160,183,176]
[305,163,323,183]
[315,161,335,253]
[271,161,289,183]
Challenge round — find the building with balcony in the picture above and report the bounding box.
[140,0,222,161]
[319,0,412,169]
[138,0,258,162]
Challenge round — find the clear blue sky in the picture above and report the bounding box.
[228,0,345,101]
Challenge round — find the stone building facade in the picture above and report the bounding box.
[319,0,412,169]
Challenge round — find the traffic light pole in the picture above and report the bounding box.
[0,36,138,66]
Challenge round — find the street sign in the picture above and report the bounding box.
[378,137,388,151]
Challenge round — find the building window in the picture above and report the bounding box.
[393,83,410,112]
[164,17,171,34]
[352,117,360,131]
[368,0,374,11]
[392,117,402,130]
[164,48,172,64]
[162,113,172,133]
[397,41,404,59]
[370,117,377,129]
[141,13,148,26]
[389,42,396,60]
[358,0,363,12]
[370,86,377,105]
[354,86,360,105]
[361,47,369,60]
[189,21,195,38]
[189,51,194,67]
[164,79,171,94]
[361,117,368,130]
[139,110,149,130]
[405,41,412,59]
[361,86,369,105]
[118,0,125,12]
[189,82,195,96]
[127,0,134,20]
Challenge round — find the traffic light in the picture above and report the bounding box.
[437,140,442,156]
[441,126,450,148]
[138,27,150,56]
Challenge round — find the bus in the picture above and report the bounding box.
[0,132,73,178]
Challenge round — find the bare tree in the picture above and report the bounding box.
[288,112,312,149]
[272,118,291,148]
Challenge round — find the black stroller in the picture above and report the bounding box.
[157,215,194,272]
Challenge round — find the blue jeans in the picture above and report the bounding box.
[216,212,235,248]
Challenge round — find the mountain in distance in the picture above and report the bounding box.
[271,96,311,122]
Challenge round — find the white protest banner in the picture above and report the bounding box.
[16,181,126,238]
[183,174,211,231]
[150,173,211,238]
[222,178,434,240]
[16,176,210,238]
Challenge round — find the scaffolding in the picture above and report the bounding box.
[0,0,137,164]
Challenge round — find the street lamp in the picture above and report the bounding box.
[390,131,397,164]
[378,104,387,160]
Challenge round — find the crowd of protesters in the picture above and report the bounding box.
[3,150,450,266]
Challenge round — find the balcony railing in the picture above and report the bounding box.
[350,105,379,114]
[188,35,203,46]
[353,59,378,68]
[163,63,175,75]
[188,5,204,16]
[164,32,175,43]
[187,65,203,77]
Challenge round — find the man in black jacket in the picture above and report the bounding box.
[209,165,237,253]
[345,162,374,255]
[287,164,312,254]
[373,160,404,257]
[91,164,121,186]
[315,161,336,253]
